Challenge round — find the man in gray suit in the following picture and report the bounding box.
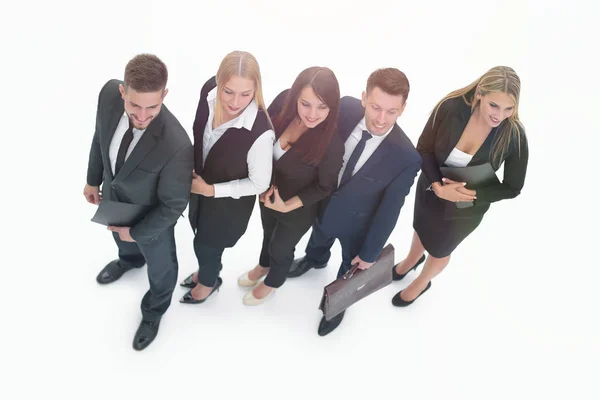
[83,54,193,351]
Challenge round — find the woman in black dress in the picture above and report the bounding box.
[391,66,529,306]
[238,66,344,305]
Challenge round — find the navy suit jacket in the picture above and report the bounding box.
[319,96,422,263]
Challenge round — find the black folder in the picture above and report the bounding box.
[91,200,151,226]
[439,162,500,208]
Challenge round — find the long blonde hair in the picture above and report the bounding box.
[432,66,525,167]
[213,50,273,130]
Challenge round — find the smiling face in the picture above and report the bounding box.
[477,91,515,127]
[361,86,406,136]
[219,75,256,117]
[119,84,167,129]
[296,85,330,129]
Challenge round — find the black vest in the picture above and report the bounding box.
[189,76,270,248]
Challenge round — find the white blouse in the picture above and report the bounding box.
[444,147,473,168]
[273,138,288,161]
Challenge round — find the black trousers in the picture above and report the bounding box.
[193,235,226,288]
[304,218,364,279]
[112,225,178,322]
[260,203,316,288]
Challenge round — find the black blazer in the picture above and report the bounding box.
[319,96,422,262]
[417,95,528,215]
[86,79,194,244]
[266,89,344,208]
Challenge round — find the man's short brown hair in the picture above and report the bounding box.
[124,54,168,93]
[366,68,410,101]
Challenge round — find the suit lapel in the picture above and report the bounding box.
[469,126,497,166]
[274,125,313,167]
[343,125,397,186]
[114,113,163,182]
[441,108,471,164]
[102,98,125,181]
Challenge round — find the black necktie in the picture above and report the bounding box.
[340,130,371,186]
[115,121,134,176]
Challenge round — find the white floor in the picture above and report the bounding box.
[2,1,598,399]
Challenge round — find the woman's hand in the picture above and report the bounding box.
[264,186,290,212]
[191,172,215,197]
[259,186,272,203]
[433,178,477,202]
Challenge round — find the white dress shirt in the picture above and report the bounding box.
[203,87,275,199]
[337,117,394,185]
[109,112,146,175]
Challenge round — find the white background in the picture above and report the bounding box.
[1,0,598,399]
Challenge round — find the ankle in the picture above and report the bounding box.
[249,265,268,280]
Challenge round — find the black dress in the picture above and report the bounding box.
[413,94,529,258]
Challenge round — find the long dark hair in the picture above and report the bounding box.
[271,67,340,165]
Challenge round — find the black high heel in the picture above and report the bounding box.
[179,277,223,304]
[179,273,197,289]
[391,281,432,307]
[392,254,425,281]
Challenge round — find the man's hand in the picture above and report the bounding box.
[351,255,374,270]
[107,226,135,242]
[84,184,102,205]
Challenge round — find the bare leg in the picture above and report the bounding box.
[395,231,426,275]
[401,253,451,301]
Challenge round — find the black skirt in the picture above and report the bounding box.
[412,173,486,258]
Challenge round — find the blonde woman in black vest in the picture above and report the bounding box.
[391,66,528,306]
[179,51,275,304]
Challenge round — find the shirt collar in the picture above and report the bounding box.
[356,117,394,140]
[122,111,146,134]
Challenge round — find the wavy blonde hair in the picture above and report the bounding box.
[213,50,273,129]
[432,66,525,167]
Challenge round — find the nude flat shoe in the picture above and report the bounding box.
[237,270,266,287]
[242,287,276,306]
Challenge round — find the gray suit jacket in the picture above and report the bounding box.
[86,79,193,244]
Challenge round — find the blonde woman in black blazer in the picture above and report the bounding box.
[391,66,529,306]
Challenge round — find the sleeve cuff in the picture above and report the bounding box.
[213,182,232,198]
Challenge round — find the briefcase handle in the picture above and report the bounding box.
[342,263,360,280]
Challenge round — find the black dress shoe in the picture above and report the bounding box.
[96,260,139,284]
[317,311,345,336]
[392,254,426,281]
[287,257,327,278]
[133,319,160,351]
[391,281,432,307]
[179,277,223,304]
[179,272,197,289]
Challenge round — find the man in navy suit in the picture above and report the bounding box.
[287,68,422,336]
